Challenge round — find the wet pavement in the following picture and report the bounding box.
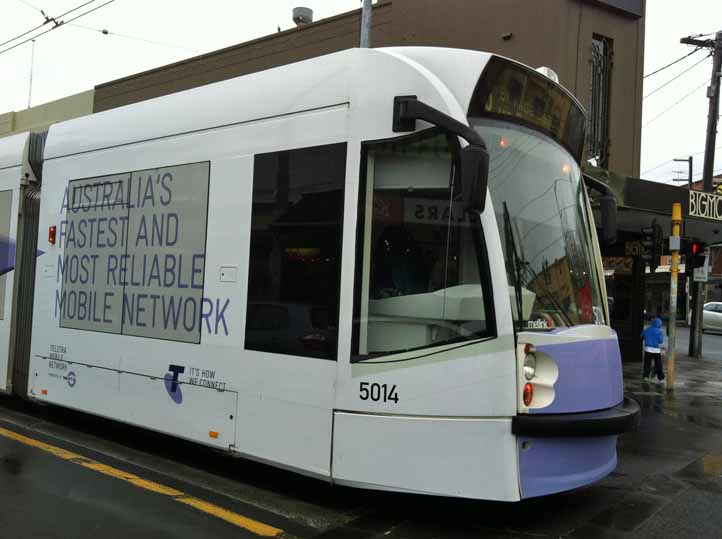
[1,329,722,538]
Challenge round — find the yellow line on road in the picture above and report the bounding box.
[0,426,284,537]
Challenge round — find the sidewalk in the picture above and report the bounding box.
[624,352,722,404]
[593,353,722,537]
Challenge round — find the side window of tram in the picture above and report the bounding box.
[246,143,347,360]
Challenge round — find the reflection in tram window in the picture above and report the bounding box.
[353,131,494,358]
[246,143,347,360]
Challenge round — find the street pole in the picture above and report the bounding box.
[701,31,722,193]
[673,156,693,190]
[689,279,703,358]
[360,0,373,48]
[27,39,35,109]
[668,203,682,390]
[681,31,721,358]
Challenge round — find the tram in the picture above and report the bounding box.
[0,47,639,500]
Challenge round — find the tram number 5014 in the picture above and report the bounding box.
[359,382,399,403]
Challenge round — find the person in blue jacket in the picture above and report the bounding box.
[641,317,666,383]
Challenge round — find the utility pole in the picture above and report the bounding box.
[668,203,682,390]
[360,0,373,48]
[673,156,693,190]
[680,30,722,358]
[27,39,35,109]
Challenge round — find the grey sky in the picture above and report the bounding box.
[0,0,721,182]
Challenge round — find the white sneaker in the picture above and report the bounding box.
[655,378,666,387]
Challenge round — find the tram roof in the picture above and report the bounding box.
[44,47,497,162]
[0,132,27,170]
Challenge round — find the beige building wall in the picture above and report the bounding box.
[0,90,94,138]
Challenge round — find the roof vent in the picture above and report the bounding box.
[292,7,313,26]
[536,66,559,84]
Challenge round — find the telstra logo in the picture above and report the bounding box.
[164,364,185,404]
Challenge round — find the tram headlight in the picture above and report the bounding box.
[523,353,537,381]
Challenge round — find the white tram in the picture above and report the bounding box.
[0,47,638,500]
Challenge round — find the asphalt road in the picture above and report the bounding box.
[2,342,722,538]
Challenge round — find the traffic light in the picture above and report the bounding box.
[683,240,707,275]
[640,219,663,273]
[690,241,707,271]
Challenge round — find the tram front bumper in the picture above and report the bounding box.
[513,397,640,498]
[511,396,640,437]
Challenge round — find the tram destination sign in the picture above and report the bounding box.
[689,190,722,222]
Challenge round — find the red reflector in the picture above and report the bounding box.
[48,226,56,245]
[524,343,533,354]
[523,383,533,406]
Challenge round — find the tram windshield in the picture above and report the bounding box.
[472,119,604,329]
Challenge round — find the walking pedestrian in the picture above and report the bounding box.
[641,317,666,384]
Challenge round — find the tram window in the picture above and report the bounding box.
[0,190,12,320]
[352,131,495,359]
[246,143,347,360]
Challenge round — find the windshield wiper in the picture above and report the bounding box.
[503,202,525,333]
[503,202,574,329]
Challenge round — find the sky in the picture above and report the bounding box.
[0,0,721,183]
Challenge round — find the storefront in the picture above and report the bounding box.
[587,168,722,361]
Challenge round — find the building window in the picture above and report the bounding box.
[246,143,347,360]
[589,34,613,169]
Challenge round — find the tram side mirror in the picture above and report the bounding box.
[391,95,490,212]
[600,194,617,246]
[461,145,489,213]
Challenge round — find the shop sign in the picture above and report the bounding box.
[689,190,722,221]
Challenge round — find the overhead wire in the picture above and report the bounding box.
[0,0,116,57]
[0,0,101,50]
[67,22,195,51]
[643,47,703,79]
[643,78,709,128]
[642,146,722,176]
[15,0,44,14]
[643,52,711,100]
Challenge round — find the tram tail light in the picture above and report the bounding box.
[523,383,533,406]
[48,225,56,245]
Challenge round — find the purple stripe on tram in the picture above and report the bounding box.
[0,236,16,276]
[518,435,617,498]
[530,337,624,414]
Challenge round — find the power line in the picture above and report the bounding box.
[643,79,709,128]
[68,23,194,51]
[643,53,711,99]
[0,0,116,57]
[0,0,99,50]
[15,0,44,14]
[644,47,702,78]
[642,146,722,176]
